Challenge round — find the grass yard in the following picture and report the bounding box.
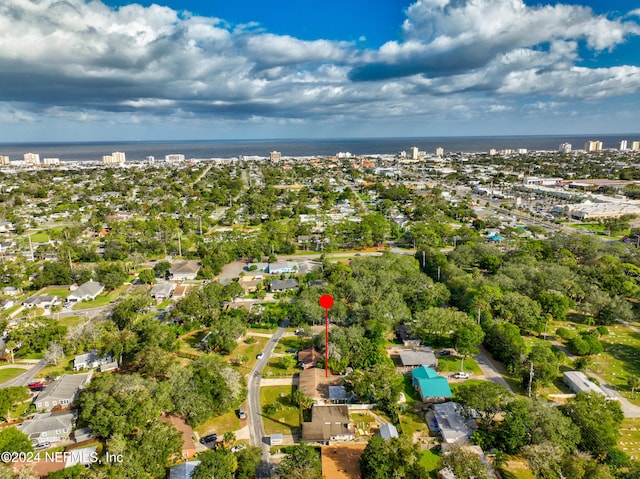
[402,375,422,405]
[273,335,311,354]
[37,358,75,379]
[437,356,482,375]
[0,368,26,383]
[38,286,71,298]
[399,409,429,438]
[260,385,300,436]
[195,409,241,437]
[29,231,51,243]
[262,357,299,378]
[419,449,441,478]
[225,336,269,374]
[57,315,87,329]
[499,458,536,479]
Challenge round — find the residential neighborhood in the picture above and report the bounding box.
[0,144,640,479]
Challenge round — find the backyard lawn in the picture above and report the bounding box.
[260,385,300,436]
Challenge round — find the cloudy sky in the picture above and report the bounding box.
[1,0,640,142]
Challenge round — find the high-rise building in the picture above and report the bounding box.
[103,151,126,165]
[435,147,444,157]
[0,156,9,166]
[632,141,640,151]
[620,140,628,151]
[24,153,40,165]
[165,154,185,161]
[270,151,281,162]
[584,141,603,152]
[410,146,419,160]
[42,158,60,166]
[559,143,572,153]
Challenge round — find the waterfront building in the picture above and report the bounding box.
[103,151,126,165]
[410,146,419,160]
[270,151,281,162]
[0,155,9,165]
[165,154,185,161]
[559,143,572,153]
[43,158,60,166]
[436,147,444,156]
[620,140,628,151]
[24,152,40,165]
[632,141,640,151]
[584,140,603,152]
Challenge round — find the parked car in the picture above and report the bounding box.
[34,442,50,450]
[256,352,264,360]
[285,348,298,354]
[199,434,218,445]
[28,382,44,390]
[238,408,246,420]
[452,372,470,379]
[231,444,247,453]
[438,350,452,356]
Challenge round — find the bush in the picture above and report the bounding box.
[556,327,575,340]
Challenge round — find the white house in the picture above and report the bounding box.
[66,281,104,304]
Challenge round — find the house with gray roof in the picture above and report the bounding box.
[23,295,60,309]
[399,349,437,371]
[169,461,201,479]
[73,350,117,372]
[66,281,104,304]
[18,410,76,445]
[35,372,92,411]
[270,278,298,292]
[170,260,200,280]
[433,402,475,444]
[150,282,174,300]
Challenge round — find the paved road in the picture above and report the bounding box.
[247,319,289,479]
[0,358,47,389]
[474,347,514,393]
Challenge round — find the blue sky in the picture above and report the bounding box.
[0,0,639,141]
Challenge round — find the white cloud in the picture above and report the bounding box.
[0,0,639,140]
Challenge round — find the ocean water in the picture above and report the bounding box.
[0,134,638,162]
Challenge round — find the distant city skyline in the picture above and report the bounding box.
[1,0,640,142]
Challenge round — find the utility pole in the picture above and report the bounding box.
[178,232,182,257]
[528,362,534,398]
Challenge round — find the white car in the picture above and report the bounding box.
[231,444,247,453]
[256,352,264,360]
[453,372,470,379]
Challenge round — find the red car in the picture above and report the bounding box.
[28,382,44,389]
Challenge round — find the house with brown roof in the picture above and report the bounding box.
[301,405,354,443]
[160,415,197,460]
[298,368,343,403]
[297,346,323,369]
